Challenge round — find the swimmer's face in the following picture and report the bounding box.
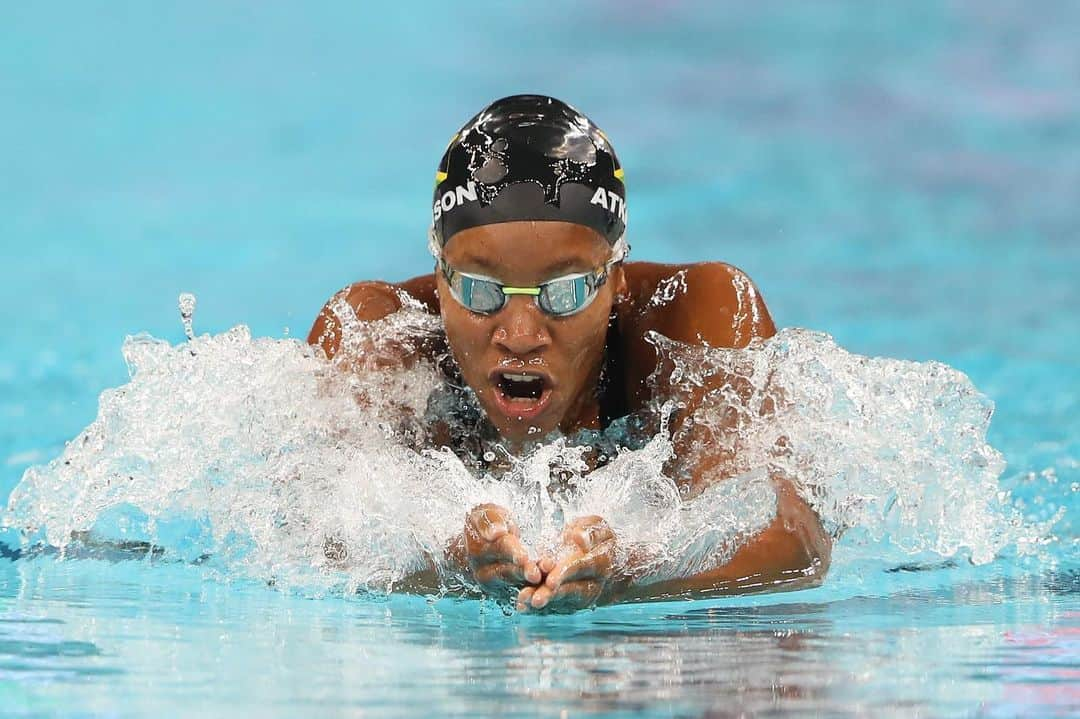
[436,221,624,445]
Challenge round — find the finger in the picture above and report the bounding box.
[564,517,614,552]
[499,533,542,585]
[528,583,554,610]
[538,546,582,595]
[475,561,527,587]
[516,586,536,612]
[545,539,615,589]
[469,505,511,543]
[522,557,542,586]
[471,541,539,587]
[473,534,541,585]
[539,579,604,613]
[476,530,527,563]
[501,532,528,562]
[538,554,557,575]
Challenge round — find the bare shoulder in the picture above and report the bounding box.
[307,275,439,358]
[620,261,777,349]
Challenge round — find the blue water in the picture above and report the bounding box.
[2,1,1078,716]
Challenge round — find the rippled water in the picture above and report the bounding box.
[2,0,1078,716]
[2,559,1076,717]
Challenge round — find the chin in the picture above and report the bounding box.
[478,393,564,446]
[492,415,562,445]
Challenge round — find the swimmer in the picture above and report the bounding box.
[309,95,831,612]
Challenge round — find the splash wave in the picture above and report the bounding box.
[2,301,1055,595]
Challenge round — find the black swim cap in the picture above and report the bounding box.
[430,95,627,249]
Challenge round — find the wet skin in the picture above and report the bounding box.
[309,221,832,612]
[436,223,615,444]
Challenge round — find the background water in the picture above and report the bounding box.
[1,1,1078,716]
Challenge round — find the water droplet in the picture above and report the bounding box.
[178,293,197,341]
[8,324,1044,595]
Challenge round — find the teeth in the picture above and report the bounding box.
[501,373,540,383]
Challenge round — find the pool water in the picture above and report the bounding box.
[2,1,1077,716]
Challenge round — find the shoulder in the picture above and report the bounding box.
[307,275,439,357]
[619,261,776,348]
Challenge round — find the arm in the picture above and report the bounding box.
[310,284,544,598]
[629,262,830,598]
[519,482,830,611]
[621,479,831,600]
[519,263,831,612]
[631,263,830,597]
[307,275,439,362]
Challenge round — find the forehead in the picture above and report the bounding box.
[443,221,610,276]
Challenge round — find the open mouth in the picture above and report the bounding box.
[488,370,553,421]
[497,372,546,400]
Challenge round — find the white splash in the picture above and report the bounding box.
[178,292,197,341]
[649,330,1058,565]
[1,298,1055,597]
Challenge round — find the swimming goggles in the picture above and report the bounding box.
[439,258,616,317]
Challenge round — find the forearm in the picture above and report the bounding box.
[395,533,473,595]
[614,481,831,603]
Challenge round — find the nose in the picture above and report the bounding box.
[492,297,552,356]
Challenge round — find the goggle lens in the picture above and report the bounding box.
[443,263,608,318]
[462,275,506,314]
[538,276,584,315]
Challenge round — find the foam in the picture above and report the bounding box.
[2,296,1056,597]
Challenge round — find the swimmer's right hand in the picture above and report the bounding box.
[462,503,542,595]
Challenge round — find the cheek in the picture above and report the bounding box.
[558,333,606,374]
[440,307,490,370]
[550,302,612,376]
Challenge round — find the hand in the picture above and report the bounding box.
[463,503,542,597]
[517,515,618,613]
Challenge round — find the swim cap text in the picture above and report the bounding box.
[590,187,627,223]
[433,181,478,221]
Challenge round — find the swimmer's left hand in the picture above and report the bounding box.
[516,515,620,613]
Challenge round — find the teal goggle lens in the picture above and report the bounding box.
[444,264,606,318]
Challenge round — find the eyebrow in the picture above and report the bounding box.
[540,257,593,276]
[457,254,499,273]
